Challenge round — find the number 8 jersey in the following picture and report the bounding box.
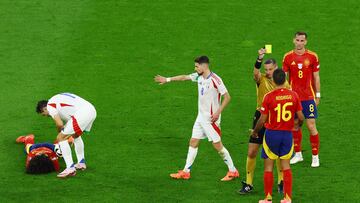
[282,50,320,101]
[260,88,302,131]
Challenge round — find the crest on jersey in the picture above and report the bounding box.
[304,59,310,67]
[297,63,303,69]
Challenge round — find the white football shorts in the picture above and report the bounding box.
[191,119,222,143]
[62,104,97,136]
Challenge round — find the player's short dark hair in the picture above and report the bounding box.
[194,56,210,64]
[264,58,277,65]
[26,154,55,174]
[273,69,286,86]
[295,31,307,39]
[36,100,48,113]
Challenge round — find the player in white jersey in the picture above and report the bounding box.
[154,56,239,181]
[36,93,97,178]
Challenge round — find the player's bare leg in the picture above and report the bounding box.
[290,119,304,165]
[170,138,200,180]
[213,141,239,181]
[306,118,320,167]
[57,133,76,178]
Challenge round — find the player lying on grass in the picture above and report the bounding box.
[16,134,63,174]
[36,93,97,178]
[154,56,239,181]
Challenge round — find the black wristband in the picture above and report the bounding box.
[254,59,262,69]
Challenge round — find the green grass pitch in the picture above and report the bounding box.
[0,0,359,202]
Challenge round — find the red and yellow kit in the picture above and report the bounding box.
[260,88,302,131]
[26,145,60,171]
[282,50,320,101]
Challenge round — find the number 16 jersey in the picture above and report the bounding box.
[260,88,302,131]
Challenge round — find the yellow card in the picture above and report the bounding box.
[265,44,272,54]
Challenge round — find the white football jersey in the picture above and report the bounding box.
[189,72,228,123]
[47,93,93,122]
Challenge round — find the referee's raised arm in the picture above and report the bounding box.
[254,48,266,83]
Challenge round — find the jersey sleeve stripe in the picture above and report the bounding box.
[211,74,222,84]
[307,50,319,60]
[211,79,218,89]
[309,79,315,98]
[60,103,74,107]
[48,103,57,109]
[283,50,293,61]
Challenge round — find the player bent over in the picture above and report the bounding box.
[154,56,239,181]
[36,93,97,178]
[251,69,304,203]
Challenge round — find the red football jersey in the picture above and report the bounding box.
[260,88,302,131]
[282,49,320,101]
[26,147,60,171]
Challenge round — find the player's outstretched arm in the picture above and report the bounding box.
[154,74,191,85]
[253,48,266,83]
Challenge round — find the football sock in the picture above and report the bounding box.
[276,158,283,184]
[219,147,236,172]
[264,171,273,200]
[24,136,35,145]
[246,156,256,185]
[292,129,302,153]
[183,146,198,172]
[59,140,74,169]
[283,169,292,200]
[310,133,320,155]
[74,136,85,163]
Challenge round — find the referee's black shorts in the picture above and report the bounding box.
[249,110,266,144]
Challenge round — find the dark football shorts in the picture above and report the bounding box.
[249,110,266,144]
[261,129,293,160]
[301,99,318,119]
